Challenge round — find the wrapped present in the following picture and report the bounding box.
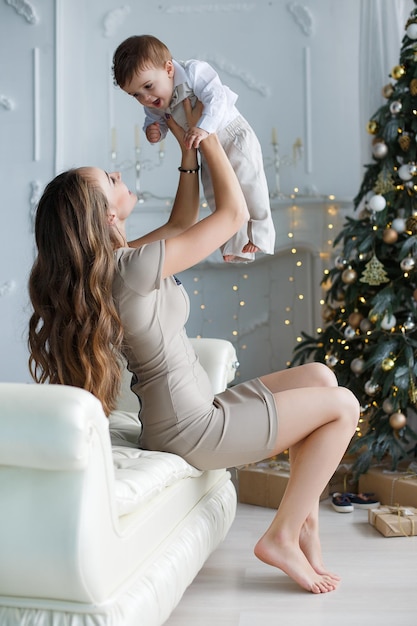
[358,464,417,507]
[368,505,417,537]
[329,458,358,495]
[237,460,329,509]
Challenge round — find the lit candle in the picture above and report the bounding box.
[271,127,278,145]
[111,127,117,153]
[159,139,165,153]
[134,124,140,149]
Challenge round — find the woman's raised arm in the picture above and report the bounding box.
[161,133,249,278]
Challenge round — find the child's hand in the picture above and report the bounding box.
[146,123,162,143]
[184,126,209,149]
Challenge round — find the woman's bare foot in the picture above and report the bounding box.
[254,532,339,594]
[299,519,340,581]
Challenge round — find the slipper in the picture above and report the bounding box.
[344,492,380,509]
[331,492,354,513]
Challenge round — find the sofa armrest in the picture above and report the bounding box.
[189,338,239,394]
[0,383,108,470]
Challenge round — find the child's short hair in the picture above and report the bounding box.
[112,35,172,88]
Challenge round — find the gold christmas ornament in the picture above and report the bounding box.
[391,65,406,80]
[406,216,417,234]
[348,311,364,329]
[381,357,395,371]
[341,268,358,284]
[366,120,378,135]
[360,255,390,285]
[373,171,395,195]
[399,133,411,151]
[382,83,394,98]
[411,78,417,96]
[382,228,399,244]
[389,411,407,430]
[322,305,335,322]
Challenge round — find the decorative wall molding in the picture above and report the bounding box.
[160,3,255,14]
[29,180,42,230]
[33,47,40,161]
[4,0,39,24]
[0,95,15,110]
[303,46,313,173]
[201,53,270,97]
[102,5,131,38]
[287,2,314,36]
[0,281,16,297]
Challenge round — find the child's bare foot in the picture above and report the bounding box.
[299,519,340,581]
[223,254,237,262]
[254,532,339,593]
[242,240,259,253]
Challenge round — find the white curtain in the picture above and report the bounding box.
[359,0,414,163]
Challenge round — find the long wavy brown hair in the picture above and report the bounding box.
[28,168,124,416]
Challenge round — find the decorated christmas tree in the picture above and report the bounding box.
[291,4,417,476]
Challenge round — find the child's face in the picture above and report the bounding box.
[123,60,175,110]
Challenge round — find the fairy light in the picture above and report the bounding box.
[180,192,344,381]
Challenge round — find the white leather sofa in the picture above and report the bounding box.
[0,338,238,626]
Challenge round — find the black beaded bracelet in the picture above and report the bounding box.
[178,166,200,173]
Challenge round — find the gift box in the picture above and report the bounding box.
[358,465,417,507]
[237,460,329,509]
[368,505,417,537]
[329,457,358,495]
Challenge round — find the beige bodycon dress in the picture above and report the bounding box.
[112,241,278,470]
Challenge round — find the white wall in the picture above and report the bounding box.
[0,0,411,382]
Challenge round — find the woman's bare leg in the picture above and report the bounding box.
[261,363,340,577]
[254,368,359,593]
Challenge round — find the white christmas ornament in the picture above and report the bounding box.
[406,23,417,39]
[392,217,406,233]
[381,313,397,330]
[368,194,386,212]
[398,164,413,181]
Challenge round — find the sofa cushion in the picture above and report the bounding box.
[112,446,202,516]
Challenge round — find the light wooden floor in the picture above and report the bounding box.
[165,499,417,626]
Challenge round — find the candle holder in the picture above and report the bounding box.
[109,128,167,205]
[267,138,303,199]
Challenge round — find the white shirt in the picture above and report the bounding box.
[143,59,240,138]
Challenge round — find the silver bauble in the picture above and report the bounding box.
[326,355,339,368]
[335,256,348,270]
[351,357,365,374]
[403,315,416,331]
[372,141,388,159]
[400,256,416,271]
[392,217,407,233]
[344,325,357,340]
[360,318,373,333]
[390,100,402,115]
[364,380,380,396]
[382,398,395,414]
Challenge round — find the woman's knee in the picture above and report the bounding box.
[337,386,360,431]
[303,362,338,388]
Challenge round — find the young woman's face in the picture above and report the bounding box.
[123,61,174,109]
[86,168,137,221]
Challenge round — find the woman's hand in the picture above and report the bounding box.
[165,98,205,150]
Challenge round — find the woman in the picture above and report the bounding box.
[28,100,359,594]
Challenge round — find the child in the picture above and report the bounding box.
[112,34,275,263]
